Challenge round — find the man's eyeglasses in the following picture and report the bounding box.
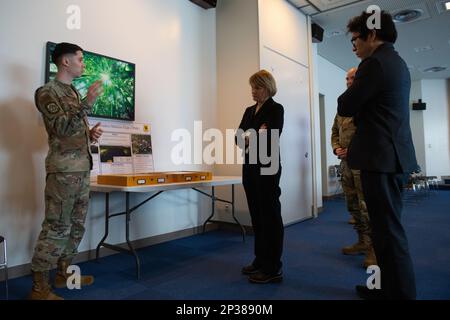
[351,35,363,46]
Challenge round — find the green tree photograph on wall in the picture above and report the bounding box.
[46,42,135,121]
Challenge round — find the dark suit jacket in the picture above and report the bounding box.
[238,97,284,169]
[337,43,417,173]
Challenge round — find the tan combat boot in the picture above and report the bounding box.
[363,246,377,268]
[30,271,64,300]
[342,233,368,255]
[54,260,94,289]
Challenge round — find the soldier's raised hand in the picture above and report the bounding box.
[90,122,103,143]
[86,80,104,107]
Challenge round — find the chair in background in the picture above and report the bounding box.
[403,166,440,205]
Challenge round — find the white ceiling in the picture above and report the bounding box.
[288,0,450,80]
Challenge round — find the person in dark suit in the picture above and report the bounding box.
[338,11,417,300]
[237,70,284,284]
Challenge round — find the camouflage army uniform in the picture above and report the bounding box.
[31,79,92,272]
[331,114,371,239]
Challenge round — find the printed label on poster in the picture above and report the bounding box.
[88,120,154,180]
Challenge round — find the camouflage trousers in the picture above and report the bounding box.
[31,172,90,272]
[340,160,371,238]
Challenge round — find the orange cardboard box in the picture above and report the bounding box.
[97,171,212,186]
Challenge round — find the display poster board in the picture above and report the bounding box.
[88,120,154,181]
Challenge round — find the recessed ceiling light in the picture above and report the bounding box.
[393,9,423,23]
[436,1,450,13]
[422,66,447,73]
[414,45,433,53]
[325,30,344,38]
[330,31,343,36]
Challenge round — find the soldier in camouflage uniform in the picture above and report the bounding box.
[331,67,376,268]
[30,43,103,300]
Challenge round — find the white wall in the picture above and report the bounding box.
[0,0,216,268]
[311,43,323,209]
[410,80,426,172]
[259,0,314,222]
[409,79,450,178]
[316,55,347,196]
[258,0,308,66]
[215,0,259,226]
[215,0,316,225]
[421,79,450,177]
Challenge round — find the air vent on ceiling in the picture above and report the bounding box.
[393,9,423,23]
[422,66,447,73]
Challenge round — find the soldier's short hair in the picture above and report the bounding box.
[249,70,277,97]
[52,42,83,66]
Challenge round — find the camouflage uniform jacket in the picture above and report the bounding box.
[331,114,356,153]
[35,79,93,173]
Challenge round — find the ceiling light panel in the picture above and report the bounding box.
[308,0,362,11]
[414,45,433,53]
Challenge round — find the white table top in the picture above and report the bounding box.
[90,176,242,193]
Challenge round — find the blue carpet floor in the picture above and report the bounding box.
[1,190,449,300]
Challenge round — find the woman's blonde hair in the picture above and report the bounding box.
[249,70,277,97]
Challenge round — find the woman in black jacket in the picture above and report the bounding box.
[237,70,284,284]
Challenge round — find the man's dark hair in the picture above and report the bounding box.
[347,10,397,43]
[52,42,83,66]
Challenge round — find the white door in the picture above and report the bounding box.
[260,47,313,224]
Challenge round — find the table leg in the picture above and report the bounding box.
[96,193,109,261]
[125,192,141,279]
[202,186,215,233]
[231,184,246,242]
